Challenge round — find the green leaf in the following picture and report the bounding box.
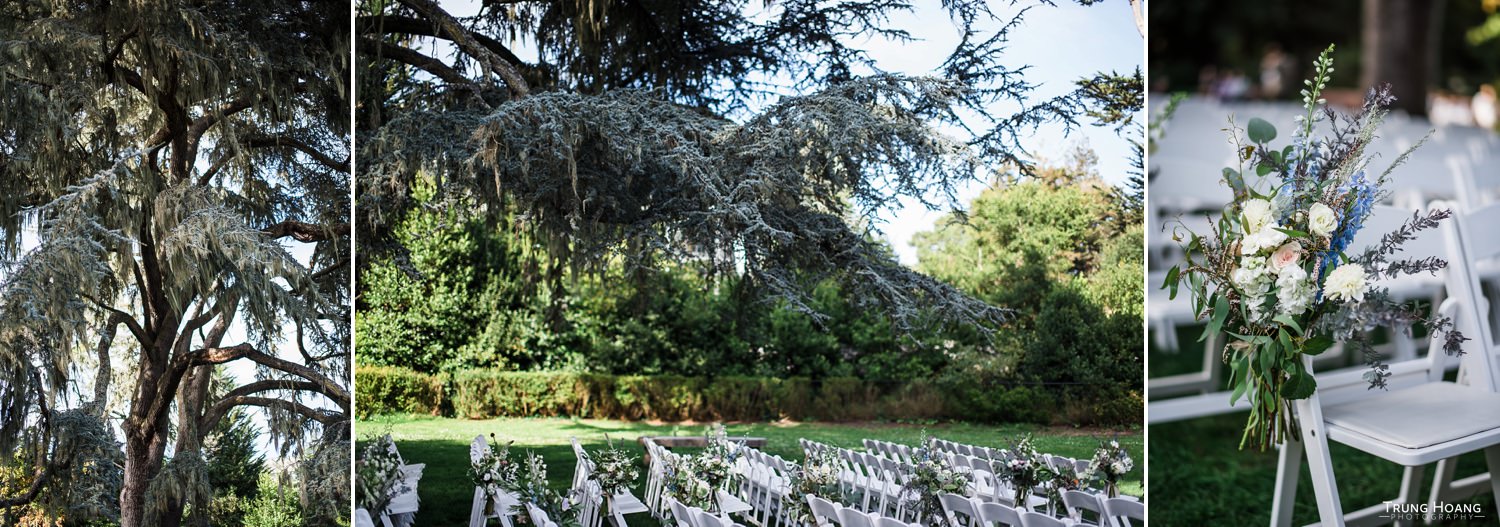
[1223,168,1246,198]
[1273,227,1309,238]
[1302,334,1335,356]
[1256,163,1273,177]
[1272,314,1303,336]
[1247,117,1278,144]
[1163,266,1180,299]
[1281,368,1317,400]
[1278,329,1295,357]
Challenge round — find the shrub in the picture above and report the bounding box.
[356,367,1139,425]
[354,366,446,418]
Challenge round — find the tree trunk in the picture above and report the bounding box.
[1361,0,1439,116]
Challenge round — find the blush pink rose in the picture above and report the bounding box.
[1268,241,1304,274]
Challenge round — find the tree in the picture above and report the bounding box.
[356,0,1131,335]
[0,2,351,526]
[1362,0,1440,116]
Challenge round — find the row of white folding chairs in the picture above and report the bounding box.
[739,446,797,527]
[806,493,926,527]
[802,438,1048,517]
[862,439,916,464]
[929,438,1006,462]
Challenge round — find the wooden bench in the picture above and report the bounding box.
[638,435,767,464]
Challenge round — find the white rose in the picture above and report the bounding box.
[1240,227,1289,255]
[1323,263,1368,302]
[1242,199,1274,233]
[1308,203,1337,238]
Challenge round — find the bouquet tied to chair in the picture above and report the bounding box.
[1162,44,1469,451]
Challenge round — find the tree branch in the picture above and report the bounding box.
[205,396,341,428]
[357,36,473,86]
[81,294,149,348]
[357,15,532,72]
[244,135,350,173]
[262,220,351,243]
[393,0,531,97]
[0,467,50,508]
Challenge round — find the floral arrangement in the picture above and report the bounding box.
[781,449,848,525]
[470,433,518,503]
[588,437,641,498]
[664,454,716,511]
[1040,462,1083,515]
[694,424,743,493]
[901,438,972,527]
[1083,439,1132,498]
[998,435,1041,507]
[503,450,577,527]
[1163,44,1467,450]
[355,435,408,514]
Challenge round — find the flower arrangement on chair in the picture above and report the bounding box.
[901,437,972,527]
[355,435,409,516]
[470,433,519,510]
[505,451,578,527]
[589,436,641,498]
[1083,439,1132,498]
[782,448,847,526]
[1162,44,1468,451]
[998,435,1042,509]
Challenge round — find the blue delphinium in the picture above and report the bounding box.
[1330,170,1377,256]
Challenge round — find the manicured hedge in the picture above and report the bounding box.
[355,366,1137,425]
[354,366,446,418]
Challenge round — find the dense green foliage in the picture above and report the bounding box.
[356,415,1143,526]
[355,367,1074,424]
[357,149,1143,425]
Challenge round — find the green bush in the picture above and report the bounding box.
[357,367,1137,425]
[354,366,446,418]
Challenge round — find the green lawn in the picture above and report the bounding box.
[1149,413,1494,526]
[358,415,1144,526]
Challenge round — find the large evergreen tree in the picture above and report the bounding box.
[356,0,1135,333]
[0,2,351,526]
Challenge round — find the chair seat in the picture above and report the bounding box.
[610,492,651,515]
[1324,382,1500,454]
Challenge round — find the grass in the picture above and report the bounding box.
[1149,413,1493,526]
[358,414,1144,526]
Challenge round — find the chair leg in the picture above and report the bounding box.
[1394,464,1426,527]
[1295,397,1347,527]
[471,487,488,527]
[1486,445,1500,520]
[1424,457,1458,526]
[1271,437,1302,527]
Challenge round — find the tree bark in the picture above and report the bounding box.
[1361,0,1439,117]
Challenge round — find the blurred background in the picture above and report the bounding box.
[1147,1,1500,525]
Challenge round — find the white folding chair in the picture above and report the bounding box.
[1059,490,1105,526]
[807,494,839,527]
[1100,498,1142,527]
[976,501,1023,527]
[1270,200,1500,526]
[939,492,980,527]
[876,516,919,527]
[470,435,518,527]
[355,509,377,527]
[667,497,696,527]
[836,507,876,527]
[1016,511,1070,527]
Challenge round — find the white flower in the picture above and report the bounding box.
[1324,263,1368,302]
[1241,226,1289,255]
[1242,199,1274,233]
[1308,203,1337,238]
[1275,265,1314,316]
